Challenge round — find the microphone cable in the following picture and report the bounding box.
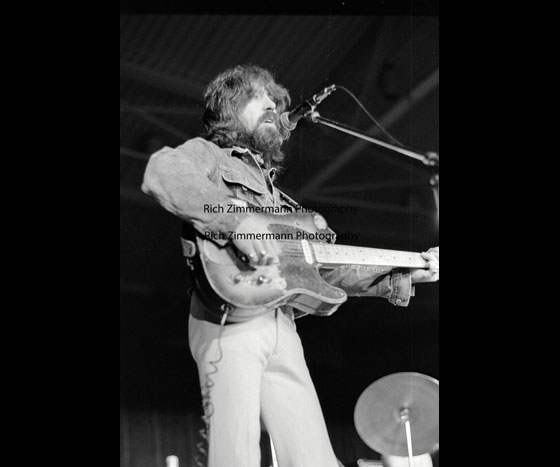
[334,85,406,148]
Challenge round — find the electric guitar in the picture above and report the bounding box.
[195,211,429,319]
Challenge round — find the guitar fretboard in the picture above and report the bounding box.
[310,242,427,268]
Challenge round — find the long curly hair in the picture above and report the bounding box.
[201,64,292,170]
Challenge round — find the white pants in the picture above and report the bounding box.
[188,309,340,467]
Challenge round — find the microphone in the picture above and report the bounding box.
[279,85,336,131]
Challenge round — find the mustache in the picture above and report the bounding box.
[253,110,291,142]
[257,111,279,126]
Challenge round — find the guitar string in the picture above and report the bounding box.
[270,240,423,261]
[272,246,421,262]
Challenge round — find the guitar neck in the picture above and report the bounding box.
[310,242,427,269]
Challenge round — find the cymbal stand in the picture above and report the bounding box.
[269,437,279,467]
[399,408,414,467]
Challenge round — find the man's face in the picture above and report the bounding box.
[238,89,283,153]
[239,91,278,133]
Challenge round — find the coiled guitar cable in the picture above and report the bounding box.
[194,306,230,467]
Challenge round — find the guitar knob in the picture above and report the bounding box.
[233,273,243,283]
[313,214,328,230]
[256,275,270,285]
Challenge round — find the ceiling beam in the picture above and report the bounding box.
[120,59,204,100]
[302,193,435,219]
[120,186,158,208]
[120,99,191,141]
[297,67,439,200]
[350,17,398,128]
[120,146,149,162]
[120,105,202,116]
[317,179,428,195]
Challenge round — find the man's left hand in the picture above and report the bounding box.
[411,246,439,284]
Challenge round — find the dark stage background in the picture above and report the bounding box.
[120,12,439,467]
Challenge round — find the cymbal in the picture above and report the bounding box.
[354,372,439,457]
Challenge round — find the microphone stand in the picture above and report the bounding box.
[308,110,439,216]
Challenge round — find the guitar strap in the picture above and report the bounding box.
[276,188,337,244]
[276,189,301,212]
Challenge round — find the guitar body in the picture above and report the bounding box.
[196,211,348,319]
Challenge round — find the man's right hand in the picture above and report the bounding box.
[232,216,281,266]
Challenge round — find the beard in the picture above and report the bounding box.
[236,112,289,170]
[253,124,283,152]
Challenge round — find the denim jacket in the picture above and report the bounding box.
[141,137,414,321]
